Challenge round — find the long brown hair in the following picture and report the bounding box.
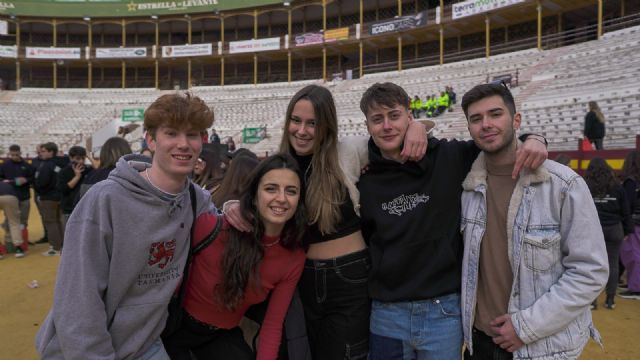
[279,85,346,234]
[584,157,618,198]
[218,153,306,311]
[622,150,640,182]
[193,146,224,192]
[588,101,605,123]
[211,155,260,208]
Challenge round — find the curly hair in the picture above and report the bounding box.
[584,157,618,198]
[144,92,214,138]
[217,153,306,311]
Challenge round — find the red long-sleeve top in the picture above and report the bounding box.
[183,212,305,360]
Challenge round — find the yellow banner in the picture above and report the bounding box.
[324,27,349,42]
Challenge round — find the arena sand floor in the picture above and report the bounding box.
[1,199,639,359]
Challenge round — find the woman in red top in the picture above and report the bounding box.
[163,153,307,360]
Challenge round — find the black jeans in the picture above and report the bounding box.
[464,328,513,360]
[162,310,253,360]
[603,223,624,296]
[298,248,371,360]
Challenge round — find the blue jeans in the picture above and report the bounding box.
[370,293,463,360]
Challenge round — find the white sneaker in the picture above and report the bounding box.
[15,248,25,258]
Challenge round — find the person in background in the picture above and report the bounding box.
[57,146,93,229]
[620,150,640,299]
[210,129,221,145]
[163,153,307,360]
[36,92,214,360]
[584,157,633,309]
[227,137,237,152]
[211,155,260,209]
[34,142,65,256]
[584,101,606,150]
[0,144,33,251]
[75,137,132,203]
[193,146,225,195]
[0,181,25,258]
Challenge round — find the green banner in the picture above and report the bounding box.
[122,108,144,122]
[242,127,265,144]
[0,1,283,18]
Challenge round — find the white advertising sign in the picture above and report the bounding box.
[96,47,147,59]
[452,0,525,20]
[0,44,16,58]
[26,47,81,59]
[229,37,280,54]
[162,43,212,58]
[0,20,7,35]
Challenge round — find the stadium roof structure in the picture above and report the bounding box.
[0,0,287,18]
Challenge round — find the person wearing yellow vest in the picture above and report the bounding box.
[424,95,436,118]
[435,91,450,116]
[410,95,422,118]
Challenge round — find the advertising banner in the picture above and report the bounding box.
[122,108,145,122]
[162,43,212,58]
[324,27,349,42]
[0,44,16,58]
[26,47,81,59]
[0,20,7,35]
[452,0,525,20]
[369,11,427,35]
[96,47,147,59]
[295,32,323,47]
[242,127,266,144]
[229,37,280,54]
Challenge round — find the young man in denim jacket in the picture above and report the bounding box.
[459,83,609,359]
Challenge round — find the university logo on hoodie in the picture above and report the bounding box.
[147,239,176,269]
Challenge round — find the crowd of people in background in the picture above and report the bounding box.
[409,85,457,119]
[0,81,638,360]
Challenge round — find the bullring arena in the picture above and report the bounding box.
[1,0,640,358]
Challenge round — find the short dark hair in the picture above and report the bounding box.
[9,145,20,152]
[41,142,58,155]
[461,83,516,119]
[68,146,87,158]
[360,82,411,117]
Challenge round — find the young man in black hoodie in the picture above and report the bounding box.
[56,145,93,229]
[357,82,548,359]
[34,142,65,256]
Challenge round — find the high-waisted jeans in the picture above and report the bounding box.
[298,248,371,359]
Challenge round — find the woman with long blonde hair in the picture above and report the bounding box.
[584,101,606,150]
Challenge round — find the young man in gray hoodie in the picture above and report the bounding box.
[36,93,215,360]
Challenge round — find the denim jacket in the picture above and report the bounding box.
[460,154,609,360]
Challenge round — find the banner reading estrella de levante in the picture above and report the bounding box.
[452,0,526,20]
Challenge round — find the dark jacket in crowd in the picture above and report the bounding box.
[57,163,93,214]
[34,158,63,201]
[593,185,633,235]
[623,177,640,225]
[584,111,605,140]
[0,158,34,201]
[0,181,18,198]
[358,137,479,302]
[74,166,114,206]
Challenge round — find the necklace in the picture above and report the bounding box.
[144,169,179,196]
[264,238,280,248]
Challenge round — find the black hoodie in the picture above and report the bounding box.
[358,137,479,302]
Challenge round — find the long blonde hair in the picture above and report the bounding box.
[279,85,346,235]
[588,101,605,123]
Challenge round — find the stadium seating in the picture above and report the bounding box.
[2,26,639,156]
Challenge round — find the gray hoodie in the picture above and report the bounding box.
[36,155,214,360]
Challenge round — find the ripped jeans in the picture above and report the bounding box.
[299,248,371,359]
